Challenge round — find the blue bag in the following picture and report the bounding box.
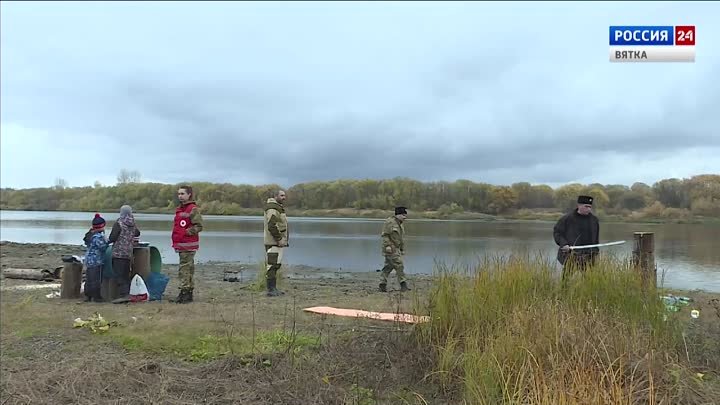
[145,272,170,301]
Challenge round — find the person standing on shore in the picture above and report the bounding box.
[379,206,410,292]
[263,190,288,297]
[109,205,141,303]
[171,185,204,304]
[553,195,600,279]
[83,213,109,302]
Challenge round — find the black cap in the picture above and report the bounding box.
[394,206,408,215]
[577,195,593,205]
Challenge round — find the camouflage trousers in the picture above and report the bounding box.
[380,254,406,285]
[178,250,196,291]
[265,245,285,280]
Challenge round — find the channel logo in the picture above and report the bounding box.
[609,26,695,63]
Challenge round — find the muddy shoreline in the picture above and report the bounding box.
[0,241,435,296]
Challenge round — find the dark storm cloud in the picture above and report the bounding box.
[1,1,719,188]
[113,60,720,185]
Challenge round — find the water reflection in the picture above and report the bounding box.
[0,210,718,292]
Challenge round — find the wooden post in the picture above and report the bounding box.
[632,232,656,288]
[60,262,83,299]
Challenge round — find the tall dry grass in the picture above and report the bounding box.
[416,254,714,405]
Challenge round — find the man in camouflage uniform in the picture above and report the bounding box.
[171,185,204,303]
[263,190,289,297]
[379,206,410,292]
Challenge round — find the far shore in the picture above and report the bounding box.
[2,207,718,224]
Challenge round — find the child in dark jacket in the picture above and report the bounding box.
[83,213,109,302]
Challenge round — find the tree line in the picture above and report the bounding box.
[1,174,718,218]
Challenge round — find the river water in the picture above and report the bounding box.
[1,210,718,292]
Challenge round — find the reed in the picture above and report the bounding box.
[415,254,711,404]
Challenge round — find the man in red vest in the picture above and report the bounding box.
[171,185,204,303]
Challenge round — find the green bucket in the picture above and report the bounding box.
[102,245,163,278]
[149,246,162,273]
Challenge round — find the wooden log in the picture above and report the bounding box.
[60,262,83,299]
[3,268,57,281]
[632,232,656,288]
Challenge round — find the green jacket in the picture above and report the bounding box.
[263,198,288,246]
[381,216,404,256]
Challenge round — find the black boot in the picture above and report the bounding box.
[83,293,92,302]
[186,289,194,303]
[379,283,387,292]
[400,282,410,292]
[266,278,281,297]
[92,289,104,303]
[171,291,183,303]
[172,289,191,304]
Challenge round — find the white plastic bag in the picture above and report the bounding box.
[129,274,149,302]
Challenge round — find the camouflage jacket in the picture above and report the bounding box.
[381,216,404,256]
[263,198,288,246]
[109,214,140,259]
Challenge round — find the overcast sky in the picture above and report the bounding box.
[1,1,719,190]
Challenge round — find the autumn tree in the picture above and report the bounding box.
[1,175,718,218]
[618,191,647,210]
[511,182,533,208]
[487,186,518,214]
[653,178,688,208]
[553,183,585,211]
[529,185,555,208]
[582,187,610,209]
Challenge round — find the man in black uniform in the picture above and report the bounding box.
[553,195,600,278]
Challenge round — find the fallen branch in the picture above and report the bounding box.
[3,267,62,281]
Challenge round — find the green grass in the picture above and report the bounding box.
[416,254,716,405]
[1,296,67,339]
[343,384,376,405]
[109,327,320,361]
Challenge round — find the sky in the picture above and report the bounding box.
[1,1,719,190]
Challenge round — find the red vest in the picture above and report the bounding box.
[172,203,199,251]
